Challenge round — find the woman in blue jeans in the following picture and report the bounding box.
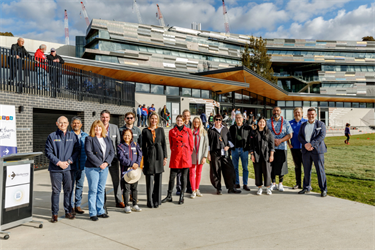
[85,120,114,221]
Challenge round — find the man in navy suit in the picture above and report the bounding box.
[298,108,328,197]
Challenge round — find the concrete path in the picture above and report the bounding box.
[1,154,374,249]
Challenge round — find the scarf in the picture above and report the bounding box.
[177,125,184,131]
[193,129,200,165]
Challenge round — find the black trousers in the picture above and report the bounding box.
[345,133,350,142]
[108,158,123,204]
[145,173,162,208]
[176,169,191,192]
[253,157,271,187]
[291,149,303,187]
[209,151,235,191]
[122,179,138,207]
[169,168,188,193]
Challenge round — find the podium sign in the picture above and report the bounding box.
[5,164,31,209]
[0,105,17,157]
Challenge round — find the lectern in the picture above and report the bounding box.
[0,152,43,240]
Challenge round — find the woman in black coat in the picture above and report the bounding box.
[250,116,275,195]
[141,112,168,208]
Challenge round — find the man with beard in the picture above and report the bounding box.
[119,112,142,146]
[266,107,293,192]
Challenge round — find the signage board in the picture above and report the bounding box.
[0,105,17,157]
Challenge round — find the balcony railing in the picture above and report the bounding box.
[0,47,135,107]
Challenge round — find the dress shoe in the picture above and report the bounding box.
[116,202,126,208]
[178,193,184,205]
[162,191,173,203]
[50,215,58,223]
[234,184,241,189]
[217,189,222,195]
[292,185,301,189]
[65,213,75,219]
[98,213,109,218]
[228,188,241,194]
[298,188,310,194]
[321,191,327,197]
[90,216,98,221]
[75,207,85,214]
[243,185,250,191]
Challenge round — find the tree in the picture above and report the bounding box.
[362,36,375,41]
[241,36,277,84]
[0,32,14,36]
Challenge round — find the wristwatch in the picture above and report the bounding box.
[67,159,73,165]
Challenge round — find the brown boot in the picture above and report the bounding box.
[50,215,58,223]
[65,213,75,219]
[75,207,85,214]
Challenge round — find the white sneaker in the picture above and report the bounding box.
[191,191,196,199]
[257,188,263,195]
[270,183,277,191]
[196,190,203,197]
[124,206,132,213]
[278,183,284,192]
[131,205,142,212]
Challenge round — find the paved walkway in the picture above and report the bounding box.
[1,157,374,249]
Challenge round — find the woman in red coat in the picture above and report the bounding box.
[162,115,193,205]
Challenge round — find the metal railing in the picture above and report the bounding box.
[0,47,135,107]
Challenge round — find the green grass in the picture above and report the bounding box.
[238,133,375,206]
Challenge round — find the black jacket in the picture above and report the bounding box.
[47,54,64,64]
[141,127,168,175]
[229,124,253,151]
[10,43,30,58]
[208,126,232,153]
[249,130,275,162]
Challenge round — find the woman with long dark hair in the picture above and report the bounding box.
[250,117,275,195]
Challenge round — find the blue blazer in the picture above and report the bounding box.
[298,120,327,155]
[85,136,115,168]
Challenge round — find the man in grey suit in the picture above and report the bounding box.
[100,110,125,208]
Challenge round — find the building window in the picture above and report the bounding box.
[336,102,343,107]
[294,101,302,107]
[250,93,258,105]
[257,95,264,105]
[344,102,351,108]
[277,101,285,107]
[136,83,150,93]
[303,101,311,107]
[201,90,210,99]
[320,102,328,107]
[182,88,191,97]
[235,91,243,103]
[221,92,232,103]
[150,85,164,95]
[192,89,201,98]
[285,101,293,107]
[359,103,366,108]
[189,103,205,115]
[352,102,359,108]
[166,86,179,96]
[329,102,335,107]
[367,103,374,108]
[311,101,318,107]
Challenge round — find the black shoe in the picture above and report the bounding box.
[243,185,250,191]
[321,191,327,197]
[298,188,310,194]
[178,193,184,205]
[217,189,222,195]
[147,204,153,208]
[90,216,98,221]
[98,214,109,218]
[234,184,241,189]
[228,188,241,194]
[162,192,173,203]
[154,202,159,208]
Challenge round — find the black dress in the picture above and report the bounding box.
[142,127,168,208]
[208,126,235,191]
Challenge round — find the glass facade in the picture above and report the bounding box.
[322,65,375,72]
[269,50,375,58]
[135,83,211,99]
[189,103,206,115]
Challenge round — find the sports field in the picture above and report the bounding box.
[241,133,375,206]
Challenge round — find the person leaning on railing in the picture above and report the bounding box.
[47,48,64,91]
[8,38,31,85]
[35,44,49,91]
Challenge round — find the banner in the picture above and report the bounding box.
[0,105,17,157]
[5,164,30,209]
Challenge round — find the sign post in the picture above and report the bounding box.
[0,105,17,158]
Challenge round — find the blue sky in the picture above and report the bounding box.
[0,0,374,44]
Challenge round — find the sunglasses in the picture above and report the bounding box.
[215,119,222,121]
[126,117,134,120]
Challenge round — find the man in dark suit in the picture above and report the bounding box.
[298,108,328,197]
[100,110,124,208]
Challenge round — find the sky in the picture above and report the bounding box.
[0,0,374,44]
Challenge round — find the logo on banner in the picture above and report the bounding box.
[0,116,13,121]
[15,190,23,201]
[9,171,29,180]
[3,148,9,155]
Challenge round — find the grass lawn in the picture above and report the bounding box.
[238,133,375,206]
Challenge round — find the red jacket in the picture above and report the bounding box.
[169,126,193,169]
[34,48,47,70]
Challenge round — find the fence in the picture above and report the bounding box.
[0,47,135,107]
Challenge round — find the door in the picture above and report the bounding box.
[171,102,180,124]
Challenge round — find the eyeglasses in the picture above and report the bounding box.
[215,119,222,121]
[126,117,134,120]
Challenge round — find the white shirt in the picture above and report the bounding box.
[243,113,247,119]
[98,137,107,159]
[305,120,316,143]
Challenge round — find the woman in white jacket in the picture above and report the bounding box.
[190,117,209,198]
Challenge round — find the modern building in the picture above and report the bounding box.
[71,19,374,126]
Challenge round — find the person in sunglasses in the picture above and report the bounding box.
[119,112,142,147]
[207,114,241,195]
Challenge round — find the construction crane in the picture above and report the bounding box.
[133,0,143,24]
[80,1,90,27]
[64,10,69,45]
[222,0,230,34]
[156,4,165,27]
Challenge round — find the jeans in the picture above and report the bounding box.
[85,167,109,217]
[70,169,85,208]
[137,114,141,127]
[141,115,147,127]
[50,171,72,215]
[231,148,249,185]
[37,67,49,91]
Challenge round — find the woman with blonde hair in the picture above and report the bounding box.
[190,117,209,198]
[85,120,114,221]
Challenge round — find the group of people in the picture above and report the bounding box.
[45,106,328,223]
[136,104,171,127]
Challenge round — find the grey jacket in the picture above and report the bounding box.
[191,131,209,165]
[108,123,120,157]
